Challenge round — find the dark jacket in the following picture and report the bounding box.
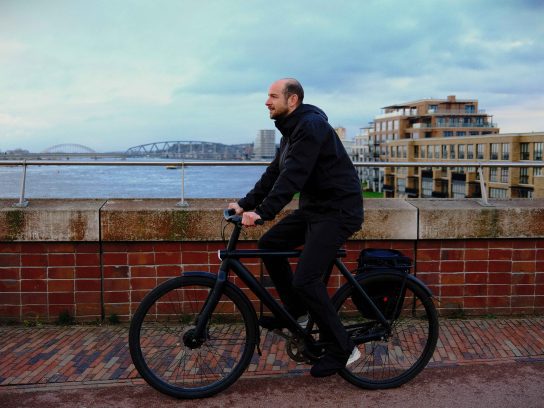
[238,103,363,221]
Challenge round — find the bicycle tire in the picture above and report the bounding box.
[333,271,439,389]
[129,275,258,399]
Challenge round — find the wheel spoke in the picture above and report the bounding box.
[129,276,256,398]
[336,273,438,389]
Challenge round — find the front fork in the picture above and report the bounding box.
[190,269,227,343]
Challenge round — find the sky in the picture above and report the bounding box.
[1,0,543,153]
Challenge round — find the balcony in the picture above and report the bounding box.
[426,108,488,115]
[431,191,449,198]
[409,123,498,130]
[382,184,394,192]
[405,187,419,197]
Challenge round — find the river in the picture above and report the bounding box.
[0,159,266,199]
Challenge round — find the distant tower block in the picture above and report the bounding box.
[253,130,276,159]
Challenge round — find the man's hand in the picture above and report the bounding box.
[242,211,262,227]
[228,202,244,215]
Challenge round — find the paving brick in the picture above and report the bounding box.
[0,317,542,388]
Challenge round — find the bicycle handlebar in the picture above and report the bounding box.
[223,209,265,226]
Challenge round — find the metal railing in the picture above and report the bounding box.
[1,159,543,208]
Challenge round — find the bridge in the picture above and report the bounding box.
[1,143,127,159]
[42,144,97,154]
[1,141,253,160]
[125,141,252,160]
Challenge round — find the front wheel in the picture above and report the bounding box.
[333,271,439,389]
[129,275,258,399]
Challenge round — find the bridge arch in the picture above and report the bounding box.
[42,144,96,154]
[126,141,250,160]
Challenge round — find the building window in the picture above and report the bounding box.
[470,131,479,136]
[535,143,543,161]
[465,104,475,113]
[520,143,530,160]
[456,131,466,136]
[467,144,474,159]
[458,144,465,159]
[442,145,448,159]
[427,145,432,159]
[477,144,484,160]
[434,145,440,160]
[520,167,529,184]
[489,188,507,199]
[452,180,465,198]
[420,146,426,159]
[490,167,498,182]
[535,167,542,177]
[397,178,406,194]
[501,168,509,183]
[444,131,453,137]
[450,144,455,159]
[414,145,419,158]
[403,145,407,159]
[422,178,433,197]
[502,143,510,160]
[490,143,499,160]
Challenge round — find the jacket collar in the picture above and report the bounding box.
[274,104,305,138]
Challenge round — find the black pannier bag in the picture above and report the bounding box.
[351,248,412,320]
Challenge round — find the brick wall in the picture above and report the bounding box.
[1,238,542,323]
[417,238,544,316]
[0,242,101,322]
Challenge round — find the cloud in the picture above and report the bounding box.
[0,0,543,151]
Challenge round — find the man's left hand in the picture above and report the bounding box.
[242,211,262,227]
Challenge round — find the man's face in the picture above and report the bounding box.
[265,81,290,120]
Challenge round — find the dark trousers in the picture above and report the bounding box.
[258,210,362,358]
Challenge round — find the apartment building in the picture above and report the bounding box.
[366,95,544,199]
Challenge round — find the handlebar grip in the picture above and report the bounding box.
[224,208,264,226]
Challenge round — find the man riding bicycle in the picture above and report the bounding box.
[229,78,364,377]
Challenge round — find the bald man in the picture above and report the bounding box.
[229,78,364,377]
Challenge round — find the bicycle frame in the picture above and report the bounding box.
[191,214,395,343]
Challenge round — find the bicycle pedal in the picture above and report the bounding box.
[271,328,290,340]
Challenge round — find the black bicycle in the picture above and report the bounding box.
[128,209,439,399]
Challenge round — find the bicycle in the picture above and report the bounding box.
[128,209,439,399]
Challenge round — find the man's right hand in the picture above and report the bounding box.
[228,202,244,215]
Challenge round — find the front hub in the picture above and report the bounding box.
[183,328,205,349]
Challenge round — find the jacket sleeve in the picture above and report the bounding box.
[238,148,281,211]
[255,118,326,220]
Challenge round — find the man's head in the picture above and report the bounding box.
[266,78,304,120]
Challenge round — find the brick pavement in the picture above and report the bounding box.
[0,317,543,389]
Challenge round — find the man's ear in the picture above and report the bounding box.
[288,94,299,109]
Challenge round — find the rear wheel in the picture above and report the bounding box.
[129,275,258,399]
[333,272,439,389]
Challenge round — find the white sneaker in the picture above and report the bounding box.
[346,347,361,366]
[297,314,309,329]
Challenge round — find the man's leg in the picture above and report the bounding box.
[291,217,361,376]
[258,211,307,317]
